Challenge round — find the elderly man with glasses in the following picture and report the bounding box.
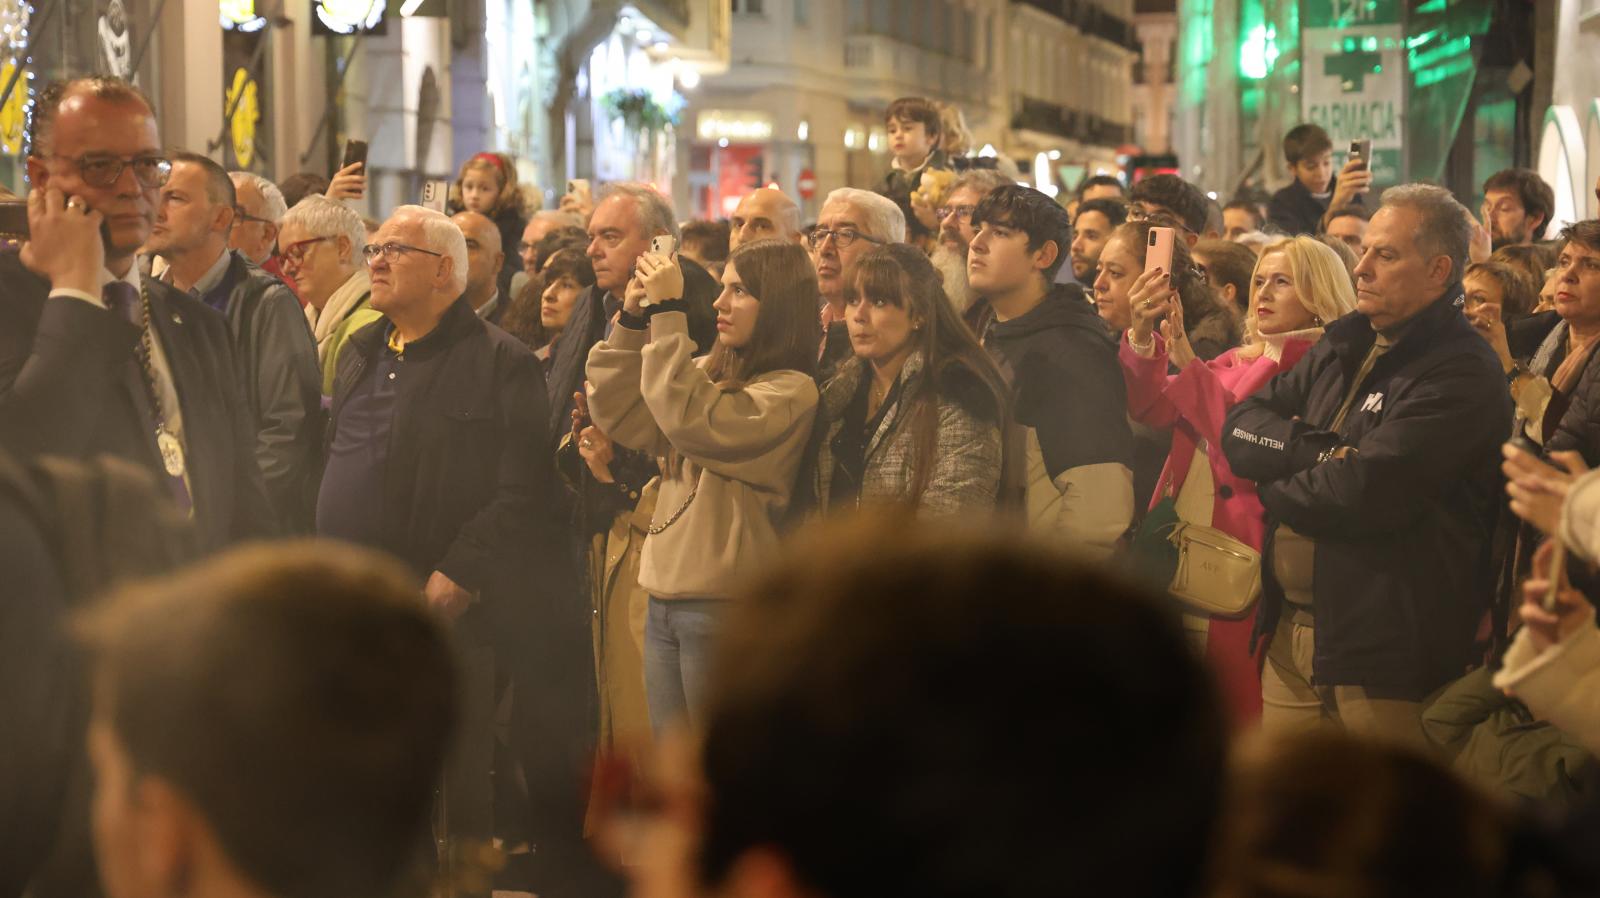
[0,76,274,554]
[810,187,907,381]
[318,204,599,895]
[278,194,380,396]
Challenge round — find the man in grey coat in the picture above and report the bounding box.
[145,152,322,531]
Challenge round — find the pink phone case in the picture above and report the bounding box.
[1144,226,1176,276]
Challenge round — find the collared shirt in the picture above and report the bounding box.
[475,290,502,321]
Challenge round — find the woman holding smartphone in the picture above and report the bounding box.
[585,239,821,729]
[1119,235,1357,725]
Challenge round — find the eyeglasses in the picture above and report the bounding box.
[282,237,330,265]
[54,153,172,189]
[517,241,535,253]
[936,204,977,222]
[235,208,274,227]
[362,242,444,265]
[807,228,886,250]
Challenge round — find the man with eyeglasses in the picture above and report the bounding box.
[320,205,600,896]
[0,76,273,551]
[228,171,295,289]
[929,168,1012,325]
[810,187,906,381]
[279,194,378,396]
[1128,174,1210,249]
[143,152,321,533]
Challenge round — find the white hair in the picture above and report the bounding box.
[597,182,680,242]
[393,205,469,294]
[822,187,907,243]
[531,209,584,229]
[229,171,287,223]
[282,194,364,265]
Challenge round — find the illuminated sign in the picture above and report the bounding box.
[221,0,267,31]
[312,0,385,36]
[696,110,773,143]
[226,68,261,168]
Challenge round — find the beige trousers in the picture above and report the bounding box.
[1259,609,1428,748]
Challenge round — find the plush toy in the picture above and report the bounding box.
[911,167,957,211]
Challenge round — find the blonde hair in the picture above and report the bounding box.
[1239,236,1358,358]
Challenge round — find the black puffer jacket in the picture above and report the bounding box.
[1222,289,1511,697]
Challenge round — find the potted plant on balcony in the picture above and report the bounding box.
[601,88,682,182]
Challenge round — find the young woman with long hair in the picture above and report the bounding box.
[1120,235,1357,726]
[810,244,1010,516]
[585,238,821,728]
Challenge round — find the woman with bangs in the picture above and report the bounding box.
[585,239,821,728]
[810,244,1010,517]
[1119,235,1357,726]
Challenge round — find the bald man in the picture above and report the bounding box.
[729,187,802,250]
[451,210,508,325]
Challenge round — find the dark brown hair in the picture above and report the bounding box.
[171,150,238,210]
[703,239,821,389]
[500,248,595,351]
[682,219,732,263]
[1464,260,1539,326]
[1484,168,1556,241]
[1490,242,1557,289]
[1193,238,1258,314]
[700,511,1227,898]
[850,244,1011,503]
[885,96,942,140]
[74,542,457,898]
[1282,123,1332,166]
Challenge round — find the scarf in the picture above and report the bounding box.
[1239,326,1324,362]
[306,268,373,362]
[1553,327,1600,397]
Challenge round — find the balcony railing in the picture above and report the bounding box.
[1011,94,1134,146]
[1015,0,1138,52]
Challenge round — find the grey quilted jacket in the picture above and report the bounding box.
[812,351,1002,517]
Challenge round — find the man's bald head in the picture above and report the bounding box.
[730,187,802,250]
[450,211,504,304]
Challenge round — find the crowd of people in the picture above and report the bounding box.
[6,76,1600,898]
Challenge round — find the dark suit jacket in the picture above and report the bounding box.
[0,252,275,551]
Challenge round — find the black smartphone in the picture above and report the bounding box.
[341,139,369,172]
[0,199,27,245]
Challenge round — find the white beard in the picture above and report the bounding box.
[930,245,975,314]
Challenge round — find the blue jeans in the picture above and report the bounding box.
[644,597,726,732]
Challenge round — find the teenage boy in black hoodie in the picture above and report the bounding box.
[969,185,1134,558]
[1267,124,1371,236]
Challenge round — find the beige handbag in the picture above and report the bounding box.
[1166,443,1262,618]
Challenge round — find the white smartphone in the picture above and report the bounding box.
[568,178,591,201]
[651,235,677,256]
[421,179,450,213]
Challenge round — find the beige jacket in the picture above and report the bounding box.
[585,311,819,599]
[1493,610,1600,756]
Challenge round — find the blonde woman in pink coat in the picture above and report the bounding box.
[1119,236,1357,725]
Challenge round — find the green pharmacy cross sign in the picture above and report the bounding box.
[1301,0,1404,184]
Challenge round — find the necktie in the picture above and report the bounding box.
[103,280,139,324]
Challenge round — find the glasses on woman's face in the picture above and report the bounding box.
[362,241,445,265]
[55,153,172,189]
[282,237,330,266]
[807,228,886,250]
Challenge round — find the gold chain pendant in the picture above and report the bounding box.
[156,428,186,478]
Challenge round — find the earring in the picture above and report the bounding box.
[1312,315,1324,326]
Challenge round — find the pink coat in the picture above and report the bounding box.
[1119,332,1315,727]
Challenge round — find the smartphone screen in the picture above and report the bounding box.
[341,139,369,171]
[0,200,28,244]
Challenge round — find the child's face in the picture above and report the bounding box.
[461,169,501,214]
[1294,151,1334,194]
[887,117,933,162]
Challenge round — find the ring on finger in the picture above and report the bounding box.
[66,196,88,213]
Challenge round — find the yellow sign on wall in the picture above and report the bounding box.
[0,61,24,155]
[226,67,260,168]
